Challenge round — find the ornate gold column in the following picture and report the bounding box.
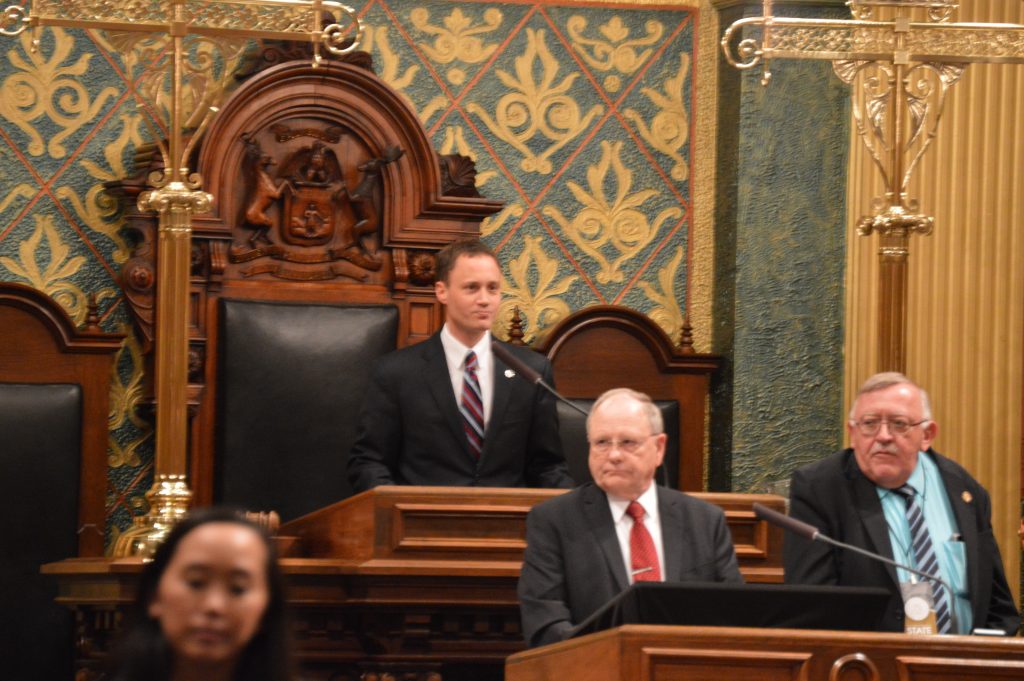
[721,0,1024,370]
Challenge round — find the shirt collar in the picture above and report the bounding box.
[877,450,928,501]
[440,324,491,368]
[607,481,660,524]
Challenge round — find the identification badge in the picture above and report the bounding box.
[900,581,938,634]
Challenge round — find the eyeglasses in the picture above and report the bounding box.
[851,417,928,436]
[589,434,655,454]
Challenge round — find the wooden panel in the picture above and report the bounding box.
[506,626,1024,681]
[282,487,785,582]
[45,489,787,679]
[896,656,1024,681]
[640,648,810,681]
[390,503,533,554]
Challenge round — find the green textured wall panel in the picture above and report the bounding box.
[713,1,850,492]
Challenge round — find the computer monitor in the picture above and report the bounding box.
[572,582,893,638]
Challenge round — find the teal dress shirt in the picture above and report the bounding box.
[877,451,971,634]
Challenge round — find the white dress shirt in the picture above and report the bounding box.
[439,324,494,426]
[606,482,666,583]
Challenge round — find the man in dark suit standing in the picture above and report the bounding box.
[518,388,742,648]
[347,238,573,492]
[785,372,1019,635]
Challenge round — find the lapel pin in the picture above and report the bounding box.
[504,368,516,378]
[961,491,973,503]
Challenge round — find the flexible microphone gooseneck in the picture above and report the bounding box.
[753,502,960,635]
[491,341,589,416]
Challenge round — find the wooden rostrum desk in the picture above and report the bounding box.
[44,486,785,681]
[505,624,1024,681]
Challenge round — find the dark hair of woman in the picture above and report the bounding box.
[106,507,293,681]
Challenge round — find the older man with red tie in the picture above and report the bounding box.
[517,388,743,648]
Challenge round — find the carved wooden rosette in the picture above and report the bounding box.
[109,50,502,507]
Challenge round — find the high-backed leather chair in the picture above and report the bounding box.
[217,299,398,520]
[0,282,121,681]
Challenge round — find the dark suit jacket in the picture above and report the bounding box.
[347,333,573,492]
[518,483,743,648]
[784,448,1020,635]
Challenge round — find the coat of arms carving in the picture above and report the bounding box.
[232,126,403,280]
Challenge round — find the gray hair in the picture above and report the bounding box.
[849,371,932,420]
[587,387,663,435]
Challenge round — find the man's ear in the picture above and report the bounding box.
[920,419,938,450]
[147,597,161,619]
[434,279,448,304]
[653,433,667,467]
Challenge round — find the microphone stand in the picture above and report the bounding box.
[753,503,961,635]
[491,341,589,415]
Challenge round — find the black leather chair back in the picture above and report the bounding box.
[0,382,80,681]
[557,399,680,488]
[217,300,398,521]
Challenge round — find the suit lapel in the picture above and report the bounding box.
[485,344,514,454]
[847,455,900,587]
[582,485,629,592]
[421,335,473,461]
[933,451,980,618]
[658,487,684,580]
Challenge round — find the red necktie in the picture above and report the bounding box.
[626,501,661,582]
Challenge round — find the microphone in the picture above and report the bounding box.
[753,502,961,634]
[491,341,588,416]
[752,503,820,541]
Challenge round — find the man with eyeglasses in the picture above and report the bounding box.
[784,372,1019,635]
[518,388,742,648]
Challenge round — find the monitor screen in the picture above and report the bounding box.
[573,582,893,638]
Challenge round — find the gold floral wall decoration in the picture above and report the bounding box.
[467,27,603,174]
[0,214,116,323]
[106,332,151,469]
[624,51,690,182]
[411,6,502,86]
[364,24,448,123]
[0,28,118,159]
[566,15,662,93]
[639,244,685,341]
[480,203,524,238]
[0,184,36,216]
[54,112,144,264]
[496,234,576,343]
[542,139,683,284]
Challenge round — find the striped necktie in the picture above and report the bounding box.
[894,484,952,633]
[459,350,484,458]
